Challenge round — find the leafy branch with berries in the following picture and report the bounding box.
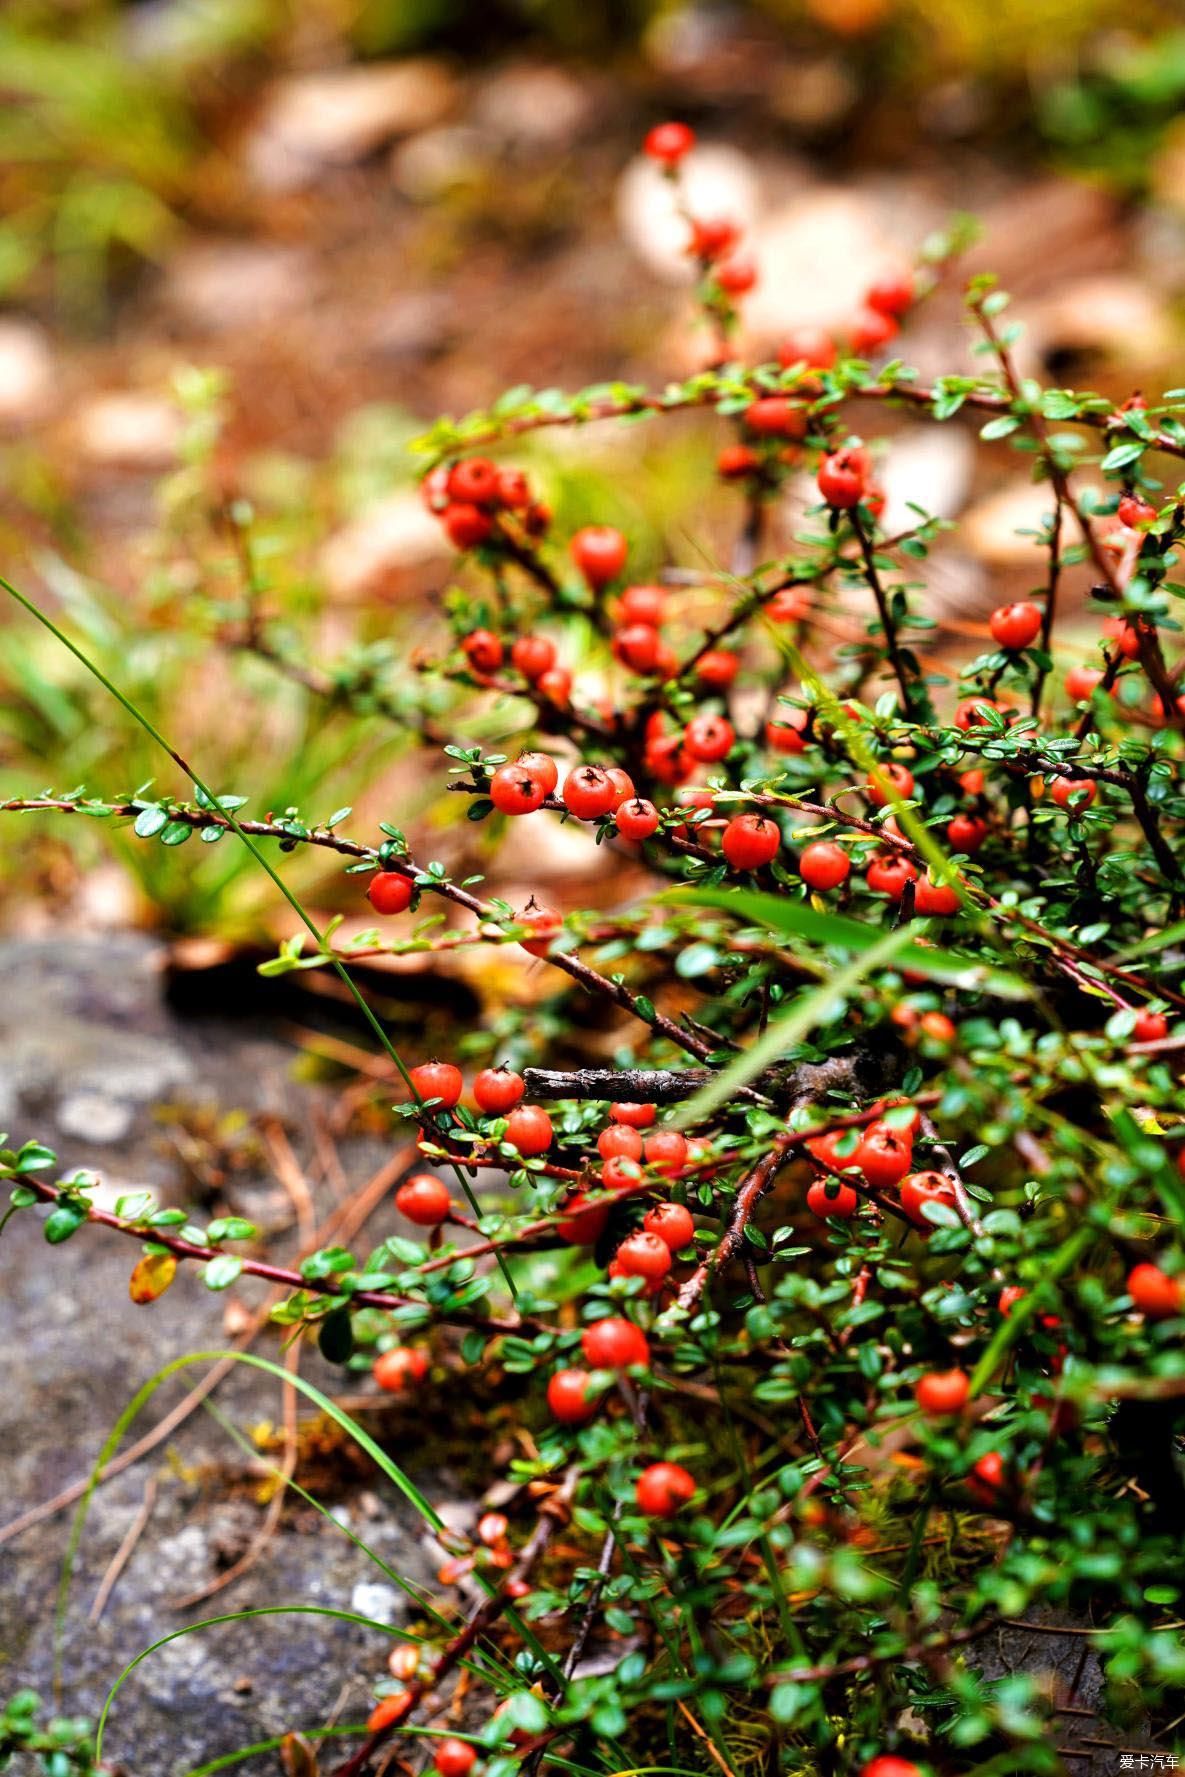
[5,118,1185,1777]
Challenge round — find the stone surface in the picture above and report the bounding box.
[0,934,443,1773]
[247,61,459,190]
[320,491,451,601]
[0,318,55,425]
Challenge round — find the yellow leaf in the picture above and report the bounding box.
[129,1251,177,1304]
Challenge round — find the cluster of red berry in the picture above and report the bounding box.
[422,456,551,555]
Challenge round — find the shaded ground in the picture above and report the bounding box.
[0,933,461,1774]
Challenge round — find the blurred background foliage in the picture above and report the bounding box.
[3,0,1185,314]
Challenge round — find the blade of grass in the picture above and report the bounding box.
[0,573,515,1294]
[673,927,912,1129]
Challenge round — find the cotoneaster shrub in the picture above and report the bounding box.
[4,121,1185,1777]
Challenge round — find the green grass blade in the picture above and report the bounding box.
[673,927,912,1129]
[95,1605,404,1764]
[182,1723,362,1777]
[665,884,1027,999]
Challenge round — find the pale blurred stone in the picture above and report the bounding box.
[879,426,975,533]
[162,240,317,331]
[471,63,594,149]
[616,144,760,283]
[962,481,1063,567]
[74,392,181,468]
[320,492,450,600]
[0,319,53,424]
[390,125,487,201]
[744,189,908,347]
[247,60,458,190]
[1029,276,1174,364]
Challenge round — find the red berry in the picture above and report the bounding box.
[1049,776,1096,811]
[1065,665,1103,701]
[535,666,572,705]
[643,1130,690,1179]
[817,446,869,509]
[900,1169,958,1229]
[496,467,531,509]
[954,695,1011,731]
[514,751,559,796]
[866,852,918,899]
[444,504,494,550]
[989,601,1043,651]
[799,841,850,892]
[504,1105,553,1156]
[635,1461,696,1516]
[447,458,500,506]
[766,587,811,622]
[919,1010,956,1043]
[395,1173,451,1226]
[721,813,780,871]
[644,121,695,165]
[1128,1261,1182,1320]
[1132,1010,1168,1043]
[557,1191,611,1245]
[997,1284,1026,1317]
[421,465,451,512]
[461,629,503,673]
[409,1061,463,1108]
[686,216,739,261]
[562,764,618,821]
[511,634,556,681]
[947,813,987,854]
[473,1066,526,1114]
[855,1122,913,1189]
[745,396,807,440]
[605,766,636,810]
[582,1316,650,1370]
[1118,493,1156,528]
[615,1230,673,1280]
[683,713,735,763]
[866,270,914,317]
[967,1450,1006,1505]
[717,444,761,480]
[571,525,628,588]
[610,1101,657,1129]
[915,1368,970,1415]
[489,763,549,816]
[778,327,837,370]
[601,1155,644,1192]
[518,902,561,957]
[614,622,663,672]
[547,1367,598,1424]
[850,307,899,353]
[368,1692,413,1732]
[715,254,757,295]
[599,1124,644,1161]
[618,583,666,626]
[1102,615,1143,659]
[367,871,414,916]
[959,768,986,796]
[477,1511,509,1545]
[373,1347,428,1393]
[765,709,808,753]
[435,1740,477,1777]
[617,797,661,841]
[695,649,739,689]
[806,1177,859,1219]
[644,1199,695,1249]
[866,762,914,806]
[914,874,960,916]
[861,1757,922,1777]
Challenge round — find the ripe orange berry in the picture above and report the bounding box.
[367,1691,413,1732]
[373,1347,429,1393]
[989,602,1043,650]
[1128,1262,1182,1320]
[547,1367,598,1423]
[636,1461,696,1516]
[367,872,414,916]
[504,1105,553,1156]
[582,1316,650,1370]
[915,1368,970,1415]
[722,814,780,871]
[799,841,850,891]
[395,1174,451,1225]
